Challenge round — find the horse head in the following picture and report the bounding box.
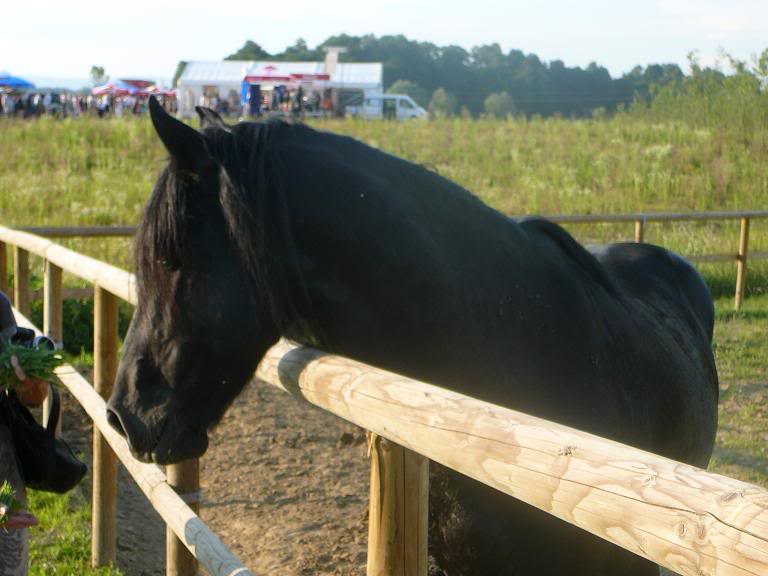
[107,98,282,464]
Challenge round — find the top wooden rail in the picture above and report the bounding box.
[257,341,768,576]
[16,226,137,238]
[6,209,766,312]
[12,210,768,239]
[0,226,136,304]
[541,210,768,223]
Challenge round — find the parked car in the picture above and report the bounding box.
[346,94,427,120]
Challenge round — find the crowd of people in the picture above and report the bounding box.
[0,92,177,119]
[248,85,332,116]
[198,85,334,118]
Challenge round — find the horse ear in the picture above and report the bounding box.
[195,106,231,132]
[149,96,211,170]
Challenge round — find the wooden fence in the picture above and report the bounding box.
[1,222,767,576]
[14,208,768,310]
[0,225,248,576]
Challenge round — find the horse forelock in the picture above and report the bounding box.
[136,119,294,329]
[134,166,187,321]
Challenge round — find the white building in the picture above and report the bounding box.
[176,59,383,117]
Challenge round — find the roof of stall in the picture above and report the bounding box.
[0,73,35,89]
[178,60,382,90]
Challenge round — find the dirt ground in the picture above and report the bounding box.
[62,376,372,576]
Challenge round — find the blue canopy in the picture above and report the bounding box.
[0,74,35,89]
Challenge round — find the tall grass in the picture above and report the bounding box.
[2,112,766,297]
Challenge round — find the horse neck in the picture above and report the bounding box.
[276,148,534,372]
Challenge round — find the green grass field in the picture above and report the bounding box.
[1,113,765,571]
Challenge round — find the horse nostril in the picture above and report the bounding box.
[106,407,126,438]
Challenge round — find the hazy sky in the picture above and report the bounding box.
[4,0,767,85]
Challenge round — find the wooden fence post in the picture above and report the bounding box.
[43,260,63,430]
[92,287,118,567]
[0,241,7,296]
[634,218,645,243]
[367,433,428,576]
[13,247,30,317]
[734,217,750,311]
[167,460,201,576]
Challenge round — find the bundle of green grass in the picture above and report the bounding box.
[0,480,21,527]
[0,341,63,391]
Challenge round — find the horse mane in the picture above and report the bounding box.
[135,118,296,329]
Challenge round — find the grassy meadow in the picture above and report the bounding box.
[0,111,766,571]
[1,114,766,276]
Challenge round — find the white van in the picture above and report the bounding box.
[347,94,427,120]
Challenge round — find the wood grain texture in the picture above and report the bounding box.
[0,226,136,305]
[0,241,7,296]
[366,434,428,576]
[167,459,201,576]
[92,287,119,567]
[634,219,645,243]
[12,247,29,317]
[42,260,63,431]
[735,217,750,311]
[257,340,768,576]
[32,286,93,302]
[15,226,135,238]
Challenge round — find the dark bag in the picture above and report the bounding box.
[1,386,87,493]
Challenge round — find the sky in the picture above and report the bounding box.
[4,0,768,88]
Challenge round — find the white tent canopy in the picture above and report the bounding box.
[177,60,383,116]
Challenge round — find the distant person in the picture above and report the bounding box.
[1,94,12,117]
[71,95,81,117]
[97,96,109,118]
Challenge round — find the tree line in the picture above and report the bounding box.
[216,34,685,117]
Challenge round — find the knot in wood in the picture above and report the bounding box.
[642,474,657,486]
[720,490,744,503]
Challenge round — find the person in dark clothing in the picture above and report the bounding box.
[0,292,47,576]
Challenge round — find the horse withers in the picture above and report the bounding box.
[107,97,718,575]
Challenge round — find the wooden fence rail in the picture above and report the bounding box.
[2,223,768,576]
[256,341,768,576]
[0,225,232,576]
[13,209,768,310]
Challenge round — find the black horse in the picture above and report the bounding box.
[107,97,718,575]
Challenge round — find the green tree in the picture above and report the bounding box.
[222,33,687,117]
[280,38,321,61]
[428,88,457,117]
[387,80,429,107]
[225,40,271,60]
[484,92,516,117]
[90,66,108,85]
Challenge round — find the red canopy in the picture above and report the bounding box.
[136,85,176,97]
[289,73,330,81]
[92,81,136,96]
[244,64,293,84]
[244,74,292,83]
